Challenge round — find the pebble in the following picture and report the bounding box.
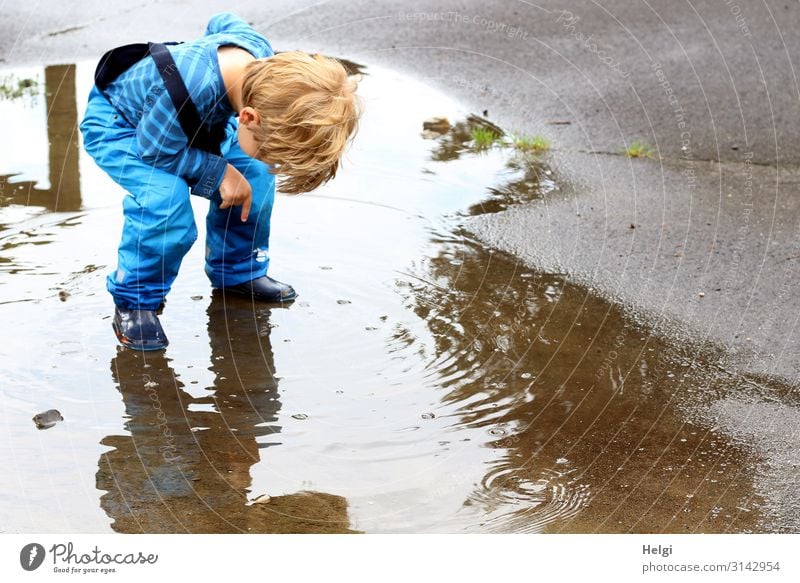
[33,409,63,430]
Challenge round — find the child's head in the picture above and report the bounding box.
[238,51,361,194]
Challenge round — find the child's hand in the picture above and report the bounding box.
[219,164,252,221]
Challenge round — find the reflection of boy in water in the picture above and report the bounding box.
[98,299,354,533]
[80,13,360,350]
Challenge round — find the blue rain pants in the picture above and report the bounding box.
[80,86,274,310]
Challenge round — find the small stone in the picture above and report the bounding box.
[421,412,435,420]
[252,494,271,504]
[699,292,705,298]
[58,290,70,302]
[190,295,203,301]
[336,299,351,305]
[292,413,308,420]
[32,409,63,430]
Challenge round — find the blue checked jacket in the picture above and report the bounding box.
[102,12,273,197]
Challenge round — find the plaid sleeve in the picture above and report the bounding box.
[135,87,227,198]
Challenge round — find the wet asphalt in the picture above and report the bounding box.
[2,0,798,530]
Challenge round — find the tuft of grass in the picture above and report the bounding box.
[0,75,39,101]
[625,140,655,158]
[471,127,501,150]
[512,133,550,153]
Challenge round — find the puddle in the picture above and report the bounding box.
[0,58,794,533]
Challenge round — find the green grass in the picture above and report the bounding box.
[471,127,502,150]
[625,140,655,158]
[512,133,550,153]
[0,75,39,101]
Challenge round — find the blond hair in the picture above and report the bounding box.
[241,51,361,194]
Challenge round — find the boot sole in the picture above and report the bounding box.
[220,286,298,304]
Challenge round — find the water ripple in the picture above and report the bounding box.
[469,466,591,533]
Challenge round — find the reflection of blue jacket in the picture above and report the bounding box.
[80,13,276,310]
[103,12,273,198]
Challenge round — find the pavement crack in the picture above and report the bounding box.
[42,0,157,39]
[572,149,784,169]
[46,24,88,37]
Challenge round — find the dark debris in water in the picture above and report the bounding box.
[33,409,63,430]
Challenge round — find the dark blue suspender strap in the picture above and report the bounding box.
[147,42,222,155]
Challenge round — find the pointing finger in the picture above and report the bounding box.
[241,193,252,222]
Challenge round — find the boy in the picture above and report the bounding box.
[80,12,360,351]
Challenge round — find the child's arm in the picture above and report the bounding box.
[131,12,272,218]
[136,107,252,220]
[135,99,227,199]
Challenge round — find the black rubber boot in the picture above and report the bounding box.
[221,275,297,303]
[112,306,169,351]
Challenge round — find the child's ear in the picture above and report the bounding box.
[239,106,260,126]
